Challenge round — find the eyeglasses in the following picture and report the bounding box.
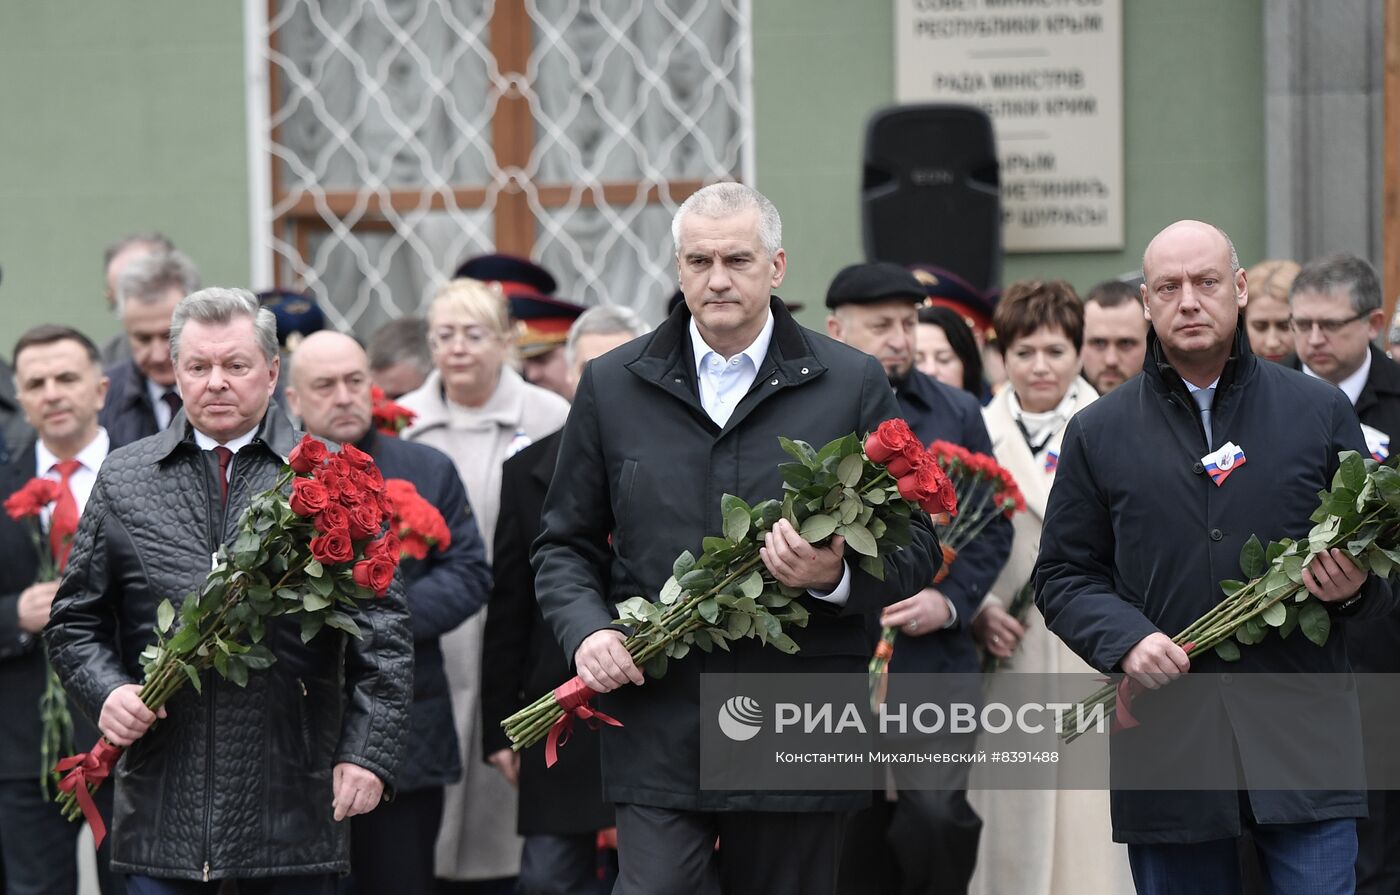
[1287,311,1369,336]
[428,327,497,349]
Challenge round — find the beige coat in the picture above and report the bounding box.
[400,366,571,880]
[968,379,1134,895]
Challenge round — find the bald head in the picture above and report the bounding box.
[286,330,374,443]
[1143,220,1239,282]
[1140,219,1249,385]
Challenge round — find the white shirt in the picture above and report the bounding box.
[689,311,775,428]
[1303,349,1371,406]
[35,428,110,519]
[193,427,258,485]
[146,378,181,430]
[688,311,851,605]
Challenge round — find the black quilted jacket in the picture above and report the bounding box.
[46,404,413,881]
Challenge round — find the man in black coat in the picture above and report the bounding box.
[1286,252,1400,892]
[533,183,938,895]
[286,330,491,895]
[99,249,201,448]
[1,325,111,894]
[48,289,413,892]
[1036,221,1397,894]
[483,306,647,895]
[824,262,1011,895]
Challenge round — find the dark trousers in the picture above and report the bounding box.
[342,786,443,895]
[518,833,597,895]
[126,876,335,895]
[93,780,126,895]
[1356,789,1400,894]
[613,804,846,895]
[0,778,81,895]
[1128,817,1357,895]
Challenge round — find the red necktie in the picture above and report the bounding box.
[50,458,82,571]
[213,446,233,506]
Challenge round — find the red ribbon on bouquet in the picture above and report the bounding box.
[55,739,124,847]
[1104,642,1195,733]
[546,677,623,769]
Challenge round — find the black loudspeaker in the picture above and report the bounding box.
[861,104,1001,293]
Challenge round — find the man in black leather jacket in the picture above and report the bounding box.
[47,288,413,893]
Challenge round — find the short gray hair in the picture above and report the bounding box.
[368,316,432,374]
[1289,252,1382,314]
[170,288,279,366]
[564,305,648,367]
[672,182,782,257]
[116,249,202,318]
[104,231,174,272]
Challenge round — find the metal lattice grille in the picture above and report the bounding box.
[252,0,752,336]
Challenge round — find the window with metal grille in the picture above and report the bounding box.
[246,0,754,337]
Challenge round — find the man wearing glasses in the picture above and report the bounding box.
[1287,252,1400,895]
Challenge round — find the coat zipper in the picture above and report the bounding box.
[201,449,232,882]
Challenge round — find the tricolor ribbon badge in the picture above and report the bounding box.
[1204,442,1246,487]
[1044,451,1059,474]
[1361,423,1390,462]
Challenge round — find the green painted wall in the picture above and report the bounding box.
[0,2,250,355]
[753,0,1266,326]
[0,1,1263,353]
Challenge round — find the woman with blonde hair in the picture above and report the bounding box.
[967,279,1132,895]
[1244,259,1301,363]
[399,277,571,888]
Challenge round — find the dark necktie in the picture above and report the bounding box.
[50,459,82,570]
[213,446,234,506]
[161,390,182,426]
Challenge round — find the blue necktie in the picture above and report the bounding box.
[1192,387,1216,449]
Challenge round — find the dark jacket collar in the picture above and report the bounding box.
[117,361,155,412]
[154,400,300,463]
[624,296,827,430]
[1142,315,1257,401]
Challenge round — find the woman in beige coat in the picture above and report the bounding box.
[967,280,1133,895]
[399,279,571,884]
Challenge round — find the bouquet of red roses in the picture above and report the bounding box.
[866,438,1025,699]
[371,385,417,436]
[54,436,402,844]
[384,478,452,560]
[502,420,955,763]
[5,477,81,796]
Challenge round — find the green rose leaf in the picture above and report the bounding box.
[1278,603,1300,639]
[1260,601,1287,627]
[670,641,691,660]
[698,597,720,625]
[739,571,764,600]
[1298,599,1331,647]
[645,653,669,678]
[799,514,838,543]
[778,462,814,488]
[1239,535,1267,580]
[859,553,886,581]
[837,453,864,488]
[779,437,818,466]
[303,592,333,613]
[182,662,204,693]
[1219,579,1247,598]
[1339,451,1367,492]
[1369,549,1394,580]
[660,576,684,605]
[724,507,751,544]
[300,614,325,644]
[157,599,176,634]
[1214,640,1242,661]
[305,559,324,578]
[672,551,697,579]
[837,523,878,557]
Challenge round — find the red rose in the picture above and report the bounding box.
[4,478,63,520]
[885,442,926,478]
[863,418,917,464]
[367,531,400,561]
[353,556,396,597]
[339,443,374,472]
[337,480,366,507]
[314,503,350,534]
[290,479,330,516]
[914,463,958,517]
[357,463,386,494]
[310,528,354,564]
[289,436,329,474]
[348,502,383,540]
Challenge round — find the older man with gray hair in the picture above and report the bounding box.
[100,232,177,367]
[48,288,413,893]
[100,249,202,448]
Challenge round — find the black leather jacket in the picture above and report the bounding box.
[47,404,413,880]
